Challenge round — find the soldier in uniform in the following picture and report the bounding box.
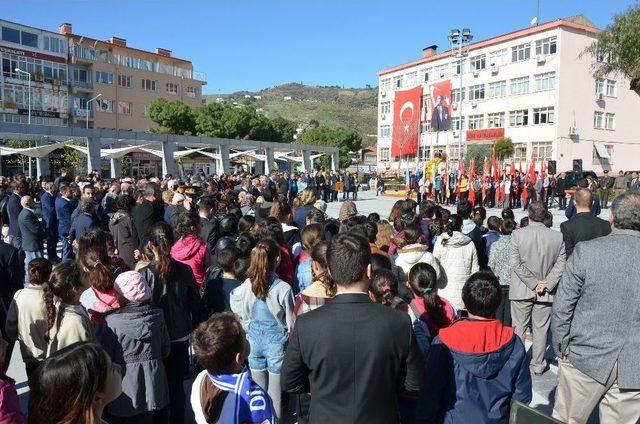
[613,170,627,199]
[598,170,615,209]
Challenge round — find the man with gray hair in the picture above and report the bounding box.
[509,201,566,375]
[552,192,640,423]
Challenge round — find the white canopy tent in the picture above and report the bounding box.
[0,139,78,158]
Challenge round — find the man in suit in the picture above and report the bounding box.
[53,168,69,191]
[555,172,567,210]
[198,195,219,253]
[132,183,162,250]
[18,195,45,277]
[630,171,640,193]
[509,201,566,375]
[560,188,611,257]
[6,181,26,250]
[430,95,450,131]
[598,170,615,209]
[40,181,59,262]
[0,239,23,367]
[282,232,423,424]
[55,184,75,261]
[551,192,640,423]
[457,200,488,269]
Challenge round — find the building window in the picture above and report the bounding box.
[435,64,448,79]
[593,144,614,163]
[531,141,552,160]
[393,76,403,89]
[488,81,507,98]
[2,27,39,48]
[489,48,508,66]
[513,143,527,162]
[141,79,157,91]
[96,98,115,113]
[606,80,616,97]
[380,78,391,92]
[468,84,485,101]
[593,111,604,129]
[95,71,114,85]
[535,36,557,56]
[455,61,464,75]
[419,68,431,82]
[468,114,484,130]
[1,27,20,44]
[21,31,38,48]
[487,112,505,128]
[405,71,417,87]
[379,147,390,162]
[509,109,529,126]
[379,125,391,138]
[534,72,556,92]
[510,76,529,95]
[533,107,555,125]
[380,101,391,115]
[448,145,461,160]
[118,75,132,88]
[595,78,604,95]
[166,83,179,95]
[187,86,198,98]
[596,45,612,63]
[421,121,431,132]
[117,101,132,115]
[511,43,531,62]
[452,117,465,131]
[451,88,465,103]
[470,54,486,71]
[44,36,66,54]
[605,113,615,130]
[73,68,90,84]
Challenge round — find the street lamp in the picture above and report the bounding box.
[448,28,473,167]
[86,93,102,129]
[15,68,32,178]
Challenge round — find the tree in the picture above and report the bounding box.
[493,138,514,160]
[271,116,297,143]
[583,3,640,92]
[296,125,362,169]
[194,103,226,137]
[465,143,494,174]
[148,98,196,135]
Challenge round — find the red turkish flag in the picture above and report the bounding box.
[391,86,422,157]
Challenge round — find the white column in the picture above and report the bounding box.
[36,156,50,179]
[110,157,122,179]
[330,151,340,171]
[301,149,312,173]
[264,147,275,174]
[86,136,101,175]
[161,141,176,177]
[219,145,231,175]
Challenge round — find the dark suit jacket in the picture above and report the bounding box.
[282,293,423,424]
[132,200,161,249]
[40,191,58,234]
[18,209,44,252]
[55,196,74,237]
[199,216,219,253]
[466,226,489,270]
[0,241,23,328]
[560,212,611,257]
[565,195,602,219]
[6,193,23,238]
[430,104,450,131]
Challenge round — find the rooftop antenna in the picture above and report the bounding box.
[535,0,540,26]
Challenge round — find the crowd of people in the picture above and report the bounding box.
[0,166,638,424]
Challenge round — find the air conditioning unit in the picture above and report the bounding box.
[452,103,458,110]
[471,101,478,108]
[569,126,579,136]
[453,131,460,138]
[536,55,546,64]
[490,65,499,74]
[381,91,387,98]
[473,70,479,77]
[596,92,604,101]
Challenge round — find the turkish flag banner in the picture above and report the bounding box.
[391,86,422,157]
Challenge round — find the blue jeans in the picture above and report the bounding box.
[248,299,287,374]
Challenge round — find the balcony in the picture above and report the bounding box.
[71,80,94,94]
[72,108,94,118]
[193,70,207,85]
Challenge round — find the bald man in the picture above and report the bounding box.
[18,195,45,278]
[560,188,611,257]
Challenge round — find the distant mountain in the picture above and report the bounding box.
[203,83,378,145]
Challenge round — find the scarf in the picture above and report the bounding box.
[208,370,276,424]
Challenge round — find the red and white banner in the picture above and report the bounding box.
[429,80,452,132]
[391,86,422,157]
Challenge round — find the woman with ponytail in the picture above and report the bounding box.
[407,263,456,360]
[78,245,119,325]
[230,238,294,421]
[138,221,200,424]
[433,214,479,311]
[5,258,52,382]
[292,241,336,326]
[43,260,95,357]
[369,269,408,312]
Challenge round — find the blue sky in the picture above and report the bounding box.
[2,0,635,94]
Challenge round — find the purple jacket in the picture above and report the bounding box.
[0,363,24,424]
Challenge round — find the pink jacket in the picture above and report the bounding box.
[171,235,210,285]
[0,363,24,424]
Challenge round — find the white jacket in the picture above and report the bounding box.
[433,231,479,310]
[392,243,441,282]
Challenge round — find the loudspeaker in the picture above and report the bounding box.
[547,160,557,175]
[572,159,583,174]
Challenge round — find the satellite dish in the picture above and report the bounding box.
[530,16,538,26]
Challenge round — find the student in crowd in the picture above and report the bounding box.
[293,188,317,229]
[28,342,123,424]
[407,263,456,361]
[416,272,532,423]
[433,214,480,311]
[230,238,294,420]
[100,271,171,423]
[171,213,210,288]
[78,245,120,325]
[139,222,201,424]
[191,312,277,424]
[200,246,242,316]
[0,330,24,423]
[392,222,441,282]
[292,241,336,325]
[488,218,517,326]
[5,258,52,382]
[270,200,302,257]
[294,223,325,294]
[43,260,95,356]
[369,269,408,312]
[257,218,295,285]
[457,201,488,269]
[483,216,502,255]
[109,195,138,270]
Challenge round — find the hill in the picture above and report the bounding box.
[203,83,378,145]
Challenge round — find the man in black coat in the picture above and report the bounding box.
[560,188,611,257]
[198,195,219,253]
[132,184,162,250]
[18,196,45,277]
[6,181,26,250]
[556,172,567,210]
[282,232,423,424]
[457,200,489,269]
[0,239,23,366]
[40,181,59,262]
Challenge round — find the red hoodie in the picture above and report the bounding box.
[439,318,514,353]
[171,235,210,285]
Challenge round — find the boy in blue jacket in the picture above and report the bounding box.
[417,272,532,423]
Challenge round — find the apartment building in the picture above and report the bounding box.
[376,17,640,175]
[1,19,70,126]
